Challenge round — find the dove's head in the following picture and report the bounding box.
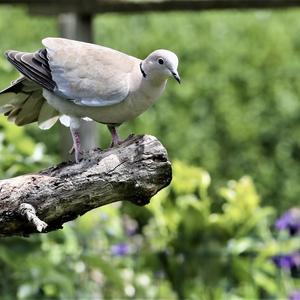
[142,50,180,84]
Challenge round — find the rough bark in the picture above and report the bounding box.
[0,135,172,237]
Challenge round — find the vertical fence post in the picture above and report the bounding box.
[58,13,99,161]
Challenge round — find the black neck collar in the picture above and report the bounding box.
[140,62,147,78]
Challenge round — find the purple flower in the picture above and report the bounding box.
[289,290,300,300]
[275,208,300,236]
[272,254,294,269]
[272,252,300,270]
[111,243,130,256]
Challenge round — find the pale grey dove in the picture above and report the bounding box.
[0,38,180,162]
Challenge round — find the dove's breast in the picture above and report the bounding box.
[124,77,167,118]
[43,76,167,125]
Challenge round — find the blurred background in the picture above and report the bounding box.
[1,1,300,299]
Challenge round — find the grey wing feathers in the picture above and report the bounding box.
[5,49,56,91]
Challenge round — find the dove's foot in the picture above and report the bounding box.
[68,145,84,161]
[108,126,136,148]
[110,134,136,147]
[108,125,122,148]
[110,140,122,148]
[70,127,82,163]
[74,147,82,163]
[110,136,124,147]
[71,144,82,163]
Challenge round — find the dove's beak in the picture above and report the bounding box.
[172,71,181,84]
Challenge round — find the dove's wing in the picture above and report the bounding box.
[42,38,138,107]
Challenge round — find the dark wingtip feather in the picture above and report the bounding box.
[5,50,17,59]
[4,49,56,91]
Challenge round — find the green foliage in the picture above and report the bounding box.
[144,161,279,298]
[0,116,56,177]
[93,10,300,210]
[0,161,294,299]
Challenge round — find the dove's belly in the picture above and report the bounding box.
[43,89,159,124]
[90,94,156,124]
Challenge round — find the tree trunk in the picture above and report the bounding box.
[0,135,172,237]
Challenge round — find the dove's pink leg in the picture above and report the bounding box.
[108,125,122,147]
[70,127,81,163]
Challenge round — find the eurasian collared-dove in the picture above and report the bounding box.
[0,38,180,162]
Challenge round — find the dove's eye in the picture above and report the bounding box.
[158,58,164,65]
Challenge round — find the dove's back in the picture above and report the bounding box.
[43,38,138,107]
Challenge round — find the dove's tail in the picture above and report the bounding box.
[0,76,59,129]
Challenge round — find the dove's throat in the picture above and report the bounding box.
[140,76,167,99]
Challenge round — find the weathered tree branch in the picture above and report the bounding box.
[0,135,172,237]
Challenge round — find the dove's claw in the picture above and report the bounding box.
[110,139,123,148]
[68,145,75,155]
